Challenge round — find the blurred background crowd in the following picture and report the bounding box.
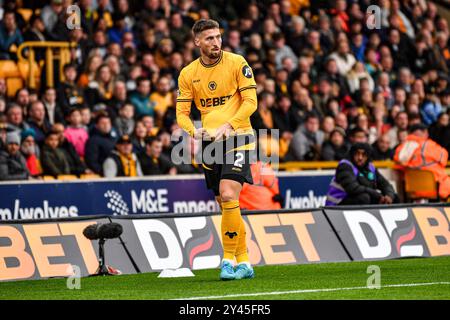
[0,0,450,180]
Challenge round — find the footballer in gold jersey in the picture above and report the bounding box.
[176,19,257,281]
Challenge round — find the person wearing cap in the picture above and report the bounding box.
[348,126,369,145]
[394,123,450,199]
[20,128,42,177]
[326,143,398,206]
[0,132,29,181]
[321,126,350,161]
[103,135,143,178]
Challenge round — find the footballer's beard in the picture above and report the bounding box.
[206,47,221,60]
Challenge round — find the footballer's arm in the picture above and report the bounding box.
[176,70,207,139]
[214,87,257,140]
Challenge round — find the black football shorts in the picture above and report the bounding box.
[201,133,255,196]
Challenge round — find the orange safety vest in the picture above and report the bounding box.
[239,161,282,210]
[394,134,450,198]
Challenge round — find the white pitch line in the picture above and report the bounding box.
[172,282,450,300]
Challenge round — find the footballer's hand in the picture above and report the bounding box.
[193,128,213,141]
[214,123,233,141]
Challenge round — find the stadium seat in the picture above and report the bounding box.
[0,60,25,97]
[42,175,55,181]
[57,175,78,181]
[5,78,24,97]
[80,173,101,180]
[17,59,41,88]
[17,8,33,22]
[404,169,439,202]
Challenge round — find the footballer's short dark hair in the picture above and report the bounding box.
[192,19,220,37]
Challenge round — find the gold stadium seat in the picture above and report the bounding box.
[404,169,439,202]
[57,174,78,181]
[0,60,24,97]
[80,173,101,180]
[42,175,56,181]
[17,8,33,22]
[5,78,24,97]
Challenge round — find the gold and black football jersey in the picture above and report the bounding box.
[176,50,257,137]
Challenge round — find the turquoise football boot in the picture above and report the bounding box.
[234,263,255,280]
[220,260,236,281]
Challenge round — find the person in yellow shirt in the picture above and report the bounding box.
[151,75,174,125]
[176,19,257,281]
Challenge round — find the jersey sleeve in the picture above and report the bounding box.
[176,69,196,137]
[228,56,258,130]
[236,56,257,93]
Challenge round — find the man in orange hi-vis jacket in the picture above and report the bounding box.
[239,160,283,210]
[394,123,450,199]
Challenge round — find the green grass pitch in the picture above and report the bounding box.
[1,256,449,300]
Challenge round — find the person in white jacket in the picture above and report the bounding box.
[328,40,356,76]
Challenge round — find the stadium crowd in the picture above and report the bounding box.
[0,0,450,180]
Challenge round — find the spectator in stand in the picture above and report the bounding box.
[42,87,64,125]
[151,75,173,123]
[138,136,176,175]
[40,130,70,177]
[321,127,350,161]
[85,113,117,175]
[429,112,450,152]
[272,94,302,134]
[394,124,450,200]
[0,10,23,60]
[288,114,325,161]
[421,87,443,126]
[78,53,103,89]
[0,132,29,180]
[20,128,41,178]
[251,91,275,131]
[79,105,93,132]
[372,134,393,160]
[130,76,155,117]
[6,103,29,134]
[348,126,369,144]
[52,123,89,176]
[273,32,298,70]
[27,101,51,146]
[15,88,30,113]
[131,119,148,155]
[108,80,128,120]
[326,143,398,205]
[114,103,135,137]
[103,135,143,178]
[328,39,356,76]
[64,108,89,159]
[57,63,85,115]
[386,111,409,149]
[85,63,115,106]
[40,0,63,35]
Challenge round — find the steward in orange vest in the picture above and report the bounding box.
[394,124,450,199]
[239,161,283,210]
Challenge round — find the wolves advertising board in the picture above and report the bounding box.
[0,204,448,281]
